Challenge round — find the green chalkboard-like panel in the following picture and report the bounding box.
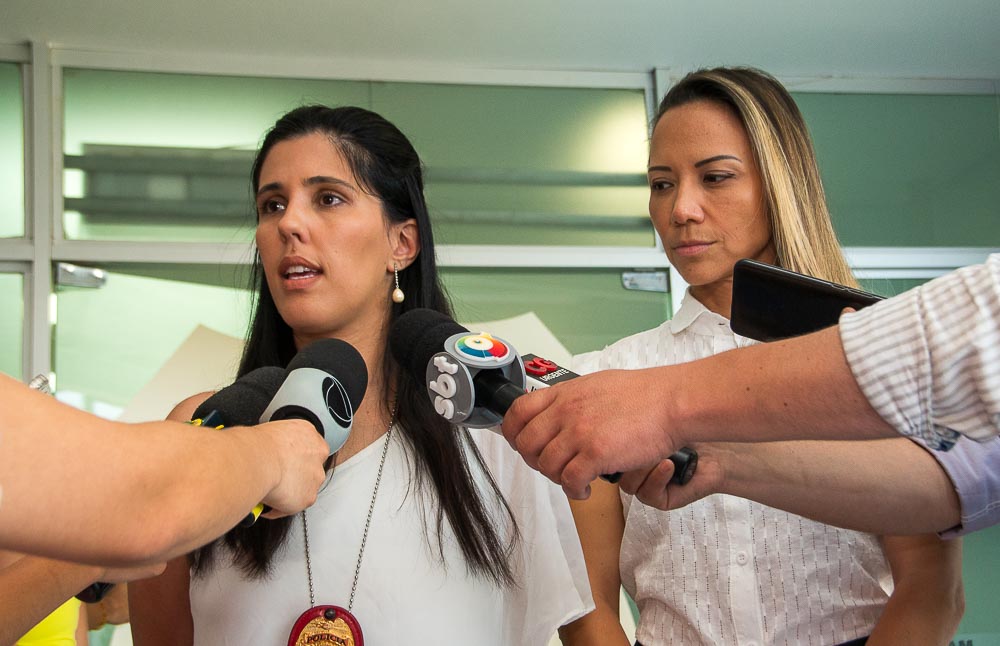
[795,92,1000,248]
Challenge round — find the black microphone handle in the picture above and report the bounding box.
[471,370,701,485]
[600,447,698,485]
[474,370,621,477]
[268,406,324,435]
[76,581,115,603]
[472,369,523,414]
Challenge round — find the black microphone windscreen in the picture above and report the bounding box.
[193,366,286,427]
[286,338,368,412]
[389,309,469,380]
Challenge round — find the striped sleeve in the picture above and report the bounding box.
[925,435,1000,537]
[839,254,1000,450]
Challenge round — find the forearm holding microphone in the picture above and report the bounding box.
[237,338,369,524]
[0,372,328,566]
[388,309,696,489]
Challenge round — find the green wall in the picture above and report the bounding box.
[795,92,1000,248]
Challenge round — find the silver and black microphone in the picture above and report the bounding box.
[389,308,697,486]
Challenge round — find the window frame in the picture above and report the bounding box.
[0,41,996,376]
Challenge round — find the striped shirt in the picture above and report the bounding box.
[576,293,890,646]
[840,253,1000,451]
[926,434,1000,537]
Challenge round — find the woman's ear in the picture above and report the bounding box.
[388,218,420,271]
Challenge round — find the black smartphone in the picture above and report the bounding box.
[730,258,883,342]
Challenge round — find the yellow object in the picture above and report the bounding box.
[16,597,81,645]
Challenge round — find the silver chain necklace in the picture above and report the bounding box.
[302,406,396,612]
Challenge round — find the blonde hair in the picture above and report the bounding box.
[656,67,858,287]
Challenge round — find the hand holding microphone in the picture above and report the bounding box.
[252,417,334,519]
[239,338,369,526]
[190,367,291,526]
[388,309,696,490]
[78,367,328,603]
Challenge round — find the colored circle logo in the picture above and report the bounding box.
[455,333,509,361]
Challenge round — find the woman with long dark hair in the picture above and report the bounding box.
[129,105,592,645]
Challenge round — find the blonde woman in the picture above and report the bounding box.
[559,67,964,646]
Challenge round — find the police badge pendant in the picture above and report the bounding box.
[288,415,394,646]
[287,606,363,646]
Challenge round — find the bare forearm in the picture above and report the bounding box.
[0,378,282,563]
[106,423,284,563]
[666,326,895,448]
[870,584,964,646]
[128,556,194,645]
[869,535,964,645]
[712,438,961,534]
[79,424,282,564]
[559,578,629,646]
[0,556,99,643]
[503,326,899,499]
[561,481,629,646]
[559,610,631,646]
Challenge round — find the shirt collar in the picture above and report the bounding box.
[668,289,731,335]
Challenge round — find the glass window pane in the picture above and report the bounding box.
[53,265,253,414]
[52,264,668,413]
[959,526,1000,639]
[0,62,24,238]
[62,69,370,242]
[443,268,669,354]
[374,83,654,246]
[796,92,1000,247]
[858,276,929,297]
[62,69,654,246]
[0,272,23,379]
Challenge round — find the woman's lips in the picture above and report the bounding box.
[278,257,322,289]
[281,273,319,290]
[673,242,713,257]
[284,266,320,279]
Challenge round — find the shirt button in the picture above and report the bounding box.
[735,551,749,565]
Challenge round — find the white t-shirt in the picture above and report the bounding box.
[190,425,593,646]
[575,292,892,646]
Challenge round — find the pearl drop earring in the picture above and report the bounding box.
[392,263,405,303]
